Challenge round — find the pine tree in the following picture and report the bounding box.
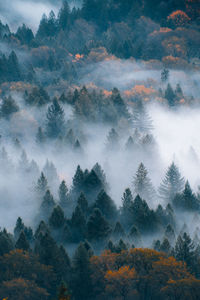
[92,163,108,190]
[165,83,176,107]
[71,165,84,196]
[94,190,117,220]
[159,162,185,202]
[77,192,88,215]
[46,98,65,139]
[164,224,176,244]
[132,100,153,133]
[40,190,56,220]
[36,127,46,145]
[71,242,92,300]
[49,206,65,229]
[160,238,171,254]
[129,225,142,246]
[0,229,14,256]
[0,96,19,119]
[173,181,200,211]
[174,232,195,271]
[161,68,169,83]
[133,163,156,201]
[106,128,119,150]
[14,217,25,240]
[59,180,70,209]
[70,205,86,242]
[15,231,30,251]
[36,172,48,198]
[87,208,111,241]
[120,188,134,227]
[58,1,70,30]
[113,221,126,239]
[8,51,21,81]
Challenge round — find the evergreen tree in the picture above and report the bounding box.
[106,128,119,150]
[14,217,25,240]
[133,163,156,201]
[15,231,30,251]
[164,224,176,244]
[77,192,88,215]
[16,24,34,45]
[160,238,171,254]
[94,189,117,220]
[70,205,86,242]
[132,100,153,133]
[0,96,19,119]
[174,232,195,271]
[59,180,70,209]
[0,229,14,256]
[131,195,158,232]
[92,163,108,190]
[49,206,65,229]
[159,162,185,202]
[36,172,48,198]
[111,87,130,119]
[165,83,176,107]
[129,225,142,246]
[120,188,134,227]
[173,181,200,211]
[36,127,46,145]
[71,242,92,300]
[71,165,84,196]
[113,221,126,239]
[87,208,111,241]
[40,190,56,220]
[8,51,21,81]
[161,68,169,83]
[58,1,70,30]
[46,98,65,139]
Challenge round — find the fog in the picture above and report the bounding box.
[0,0,82,32]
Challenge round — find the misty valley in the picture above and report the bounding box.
[0,0,200,299]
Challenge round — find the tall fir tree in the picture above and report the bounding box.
[159,162,185,203]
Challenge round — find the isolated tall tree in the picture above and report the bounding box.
[46,98,65,139]
[159,162,185,203]
[133,163,156,201]
[165,83,176,107]
[132,100,153,133]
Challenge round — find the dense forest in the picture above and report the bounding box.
[0,0,200,299]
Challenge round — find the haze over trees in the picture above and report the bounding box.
[0,0,200,299]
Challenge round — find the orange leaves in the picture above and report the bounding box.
[124,85,156,99]
[167,10,191,27]
[105,266,137,281]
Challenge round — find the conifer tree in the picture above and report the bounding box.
[46,98,65,139]
[15,231,30,251]
[59,180,70,209]
[133,163,156,201]
[36,127,46,145]
[36,172,48,198]
[0,96,19,119]
[159,162,185,202]
[94,189,117,220]
[87,208,111,241]
[49,206,65,229]
[71,242,92,300]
